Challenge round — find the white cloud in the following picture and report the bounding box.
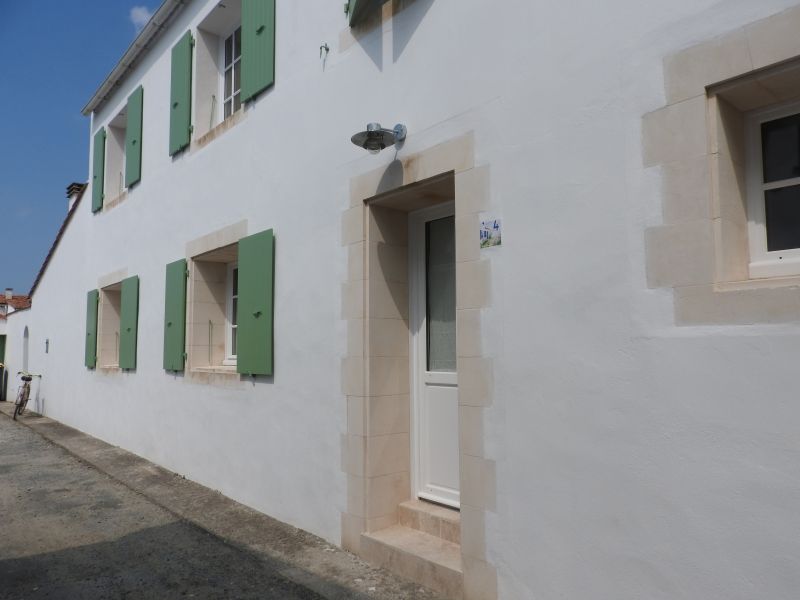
[130,5,153,34]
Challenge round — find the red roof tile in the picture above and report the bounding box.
[0,296,31,310]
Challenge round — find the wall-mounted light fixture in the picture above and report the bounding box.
[351,122,407,154]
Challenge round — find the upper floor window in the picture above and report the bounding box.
[91,86,143,212]
[223,27,242,119]
[175,0,275,146]
[746,102,800,278]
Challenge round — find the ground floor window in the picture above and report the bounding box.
[189,244,238,370]
[747,101,800,277]
[225,263,238,365]
[98,284,122,368]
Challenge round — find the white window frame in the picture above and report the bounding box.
[218,25,242,122]
[224,262,238,365]
[746,100,800,278]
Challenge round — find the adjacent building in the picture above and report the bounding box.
[5,1,800,598]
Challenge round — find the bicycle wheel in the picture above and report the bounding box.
[12,388,25,420]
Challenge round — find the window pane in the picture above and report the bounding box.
[234,61,241,94]
[225,67,232,99]
[232,268,238,294]
[232,297,238,324]
[762,113,800,183]
[233,93,241,113]
[426,216,456,372]
[224,100,232,119]
[231,327,237,356]
[234,27,241,60]
[765,184,800,251]
[225,35,232,67]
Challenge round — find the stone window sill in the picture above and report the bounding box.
[191,108,246,153]
[715,275,800,292]
[190,366,239,377]
[103,190,128,213]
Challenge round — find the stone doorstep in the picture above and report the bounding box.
[398,499,461,545]
[361,525,463,600]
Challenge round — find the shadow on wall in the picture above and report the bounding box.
[0,522,374,599]
[351,0,435,69]
[353,6,383,70]
[378,159,404,192]
[33,387,44,415]
[392,0,435,62]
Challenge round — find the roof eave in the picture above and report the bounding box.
[81,0,190,117]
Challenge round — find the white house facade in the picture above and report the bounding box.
[6,1,800,598]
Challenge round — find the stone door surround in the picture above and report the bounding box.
[341,133,498,599]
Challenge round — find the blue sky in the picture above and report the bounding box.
[0,1,157,294]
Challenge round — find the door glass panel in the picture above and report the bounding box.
[426,216,456,372]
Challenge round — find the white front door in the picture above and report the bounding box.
[410,203,459,508]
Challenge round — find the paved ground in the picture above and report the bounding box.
[0,407,441,600]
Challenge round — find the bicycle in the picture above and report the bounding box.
[13,371,41,420]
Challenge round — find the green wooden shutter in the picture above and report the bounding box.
[119,276,140,370]
[0,335,6,363]
[163,259,187,371]
[85,290,99,368]
[241,0,276,102]
[91,129,106,213]
[125,86,144,188]
[347,0,376,26]
[237,229,275,376]
[169,31,193,156]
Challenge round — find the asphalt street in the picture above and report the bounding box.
[0,413,438,600]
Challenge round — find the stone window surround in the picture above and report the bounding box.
[341,133,498,600]
[643,5,800,325]
[192,1,249,155]
[96,269,128,372]
[183,220,249,387]
[105,109,128,203]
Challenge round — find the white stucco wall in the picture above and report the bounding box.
[6,1,800,598]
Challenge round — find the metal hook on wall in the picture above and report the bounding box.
[320,42,330,72]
